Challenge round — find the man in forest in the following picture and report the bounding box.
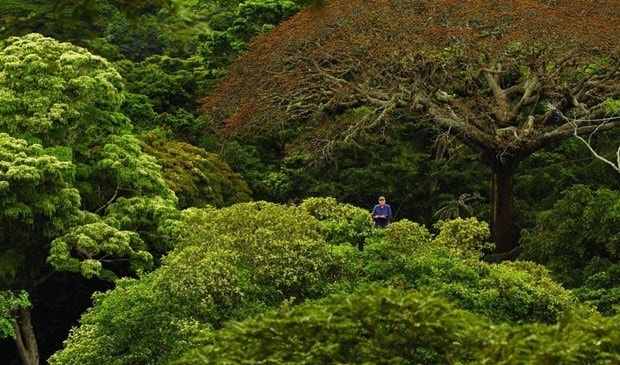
[371,196,392,228]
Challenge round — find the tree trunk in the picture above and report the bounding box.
[490,159,518,253]
[12,307,39,365]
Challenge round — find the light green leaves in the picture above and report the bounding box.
[177,287,620,365]
[96,134,175,201]
[48,221,152,281]
[0,133,79,228]
[0,290,30,339]
[176,287,489,365]
[51,201,332,364]
[50,199,592,364]
[0,33,130,146]
[433,217,494,258]
[0,32,178,291]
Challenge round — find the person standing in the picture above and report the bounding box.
[371,196,392,228]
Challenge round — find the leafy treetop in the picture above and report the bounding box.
[0,33,131,148]
[202,0,620,160]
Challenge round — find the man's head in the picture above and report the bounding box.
[378,196,386,206]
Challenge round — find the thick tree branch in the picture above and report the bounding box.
[524,120,619,153]
[510,76,541,117]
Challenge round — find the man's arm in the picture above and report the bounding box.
[371,205,382,219]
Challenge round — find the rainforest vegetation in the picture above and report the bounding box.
[1,1,619,364]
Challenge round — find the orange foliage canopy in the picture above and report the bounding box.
[201,0,619,164]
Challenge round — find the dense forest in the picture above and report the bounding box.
[0,0,619,364]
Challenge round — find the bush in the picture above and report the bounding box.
[519,185,620,288]
[572,263,620,315]
[351,218,579,324]
[175,286,620,365]
[298,197,373,248]
[433,217,494,258]
[51,201,332,365]
[174,286,489,365]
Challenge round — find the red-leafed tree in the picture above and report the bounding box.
[200,0,620,253]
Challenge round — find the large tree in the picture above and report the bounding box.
[0,134,82,365]
[0,33,178,364]
[200,0,620,253]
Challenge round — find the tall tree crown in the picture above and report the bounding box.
[201,0,620,162]
[0,33,131,147]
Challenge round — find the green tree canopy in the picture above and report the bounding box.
[0,33,178,365]
[140,132,251,209]
[0,33,130,147]
[50,200,584,364]
[176,286,620,365]
[49,202,332,365]
[0,1,174,46]
[0,134,81,290]
[519,184,620,315]
[0,133,83,364]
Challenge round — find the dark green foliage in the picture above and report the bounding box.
[519,184,620,315]
[102,12,163,61]
[221,118,489,230]
[120,93,159,131]
[573,264,620,315]
[115,55,214,145]
[519,185,620,288]
[0,0,103,41]
[140,131,252,209]
[515,137,620,229]
[176,286,620,365]
[303,135,431,222]
[176,287,489,365]
[117,56,200,114]
[209,140,272,199]
[198,0,302,71]
[0,1,174,54]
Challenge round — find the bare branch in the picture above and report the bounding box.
[95,188,118,214]
[571,116,620,173]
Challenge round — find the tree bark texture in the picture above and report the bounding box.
[12,307,39,365]
[491,160,518,253]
